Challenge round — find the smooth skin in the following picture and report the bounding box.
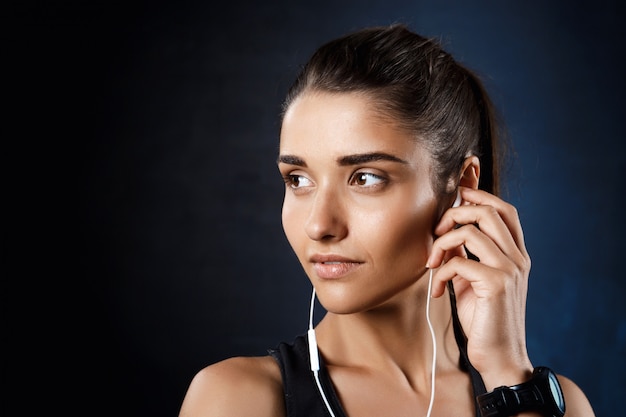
[178,92,595,416]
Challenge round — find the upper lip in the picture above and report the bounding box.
[309,254,362,264]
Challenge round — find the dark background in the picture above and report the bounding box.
[4,1,624,416]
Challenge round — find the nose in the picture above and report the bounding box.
[304,187,348,241]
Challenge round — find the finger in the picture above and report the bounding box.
[442,242,467,264]
[435,204,521,265]
[457,188,528,255]
[434,189,528,262]
[428,222,508,270]
[430,256,506,298]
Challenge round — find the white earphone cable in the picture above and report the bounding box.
[308,288,337,417]
[425,267,437,417]
[308,280,437,417]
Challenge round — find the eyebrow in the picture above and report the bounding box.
[277,152,408,167]
[277,154,306,166]
[337,152,408,166]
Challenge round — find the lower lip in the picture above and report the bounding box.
[313,262,362,279]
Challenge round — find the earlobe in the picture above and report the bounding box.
[459,155,480,190]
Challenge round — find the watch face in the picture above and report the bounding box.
[546,368,566,413]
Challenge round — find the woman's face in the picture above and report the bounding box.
[278,92,440,313]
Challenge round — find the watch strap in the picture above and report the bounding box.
[476,366,565,417]
[477,381,543,416]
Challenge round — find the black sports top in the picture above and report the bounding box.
[268,285,487,416]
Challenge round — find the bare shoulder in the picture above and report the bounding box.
[178,355,285,417]
[558,374,596,417]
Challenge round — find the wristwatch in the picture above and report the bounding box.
[476,366,566,417]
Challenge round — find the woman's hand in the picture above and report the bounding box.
[427,186,534,390]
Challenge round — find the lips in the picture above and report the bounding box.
[310,254,363,279]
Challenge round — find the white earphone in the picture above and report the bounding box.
[308,288,337,416]
[452,188,462,209]
[307,189,462,417]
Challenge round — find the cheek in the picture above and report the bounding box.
[360,205,435,264]
[281,199,303,250]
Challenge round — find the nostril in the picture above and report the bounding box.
[304,191,348,241]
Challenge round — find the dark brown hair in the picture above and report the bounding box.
[282,24,503,196]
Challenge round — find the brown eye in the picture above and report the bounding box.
[354,173,367,185]
[285,174,313,189]
[351,172,385,187]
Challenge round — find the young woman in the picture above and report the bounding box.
[179,24,595,417]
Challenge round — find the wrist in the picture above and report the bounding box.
[481,366,533,392]
[470,340,532,390]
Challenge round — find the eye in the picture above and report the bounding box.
[350,172,386,187]
[284,174,313,189]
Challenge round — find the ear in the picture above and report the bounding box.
[459,155,480,190]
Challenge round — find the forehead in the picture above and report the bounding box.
[280,92,427,162]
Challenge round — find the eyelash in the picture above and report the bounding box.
[282,171,387,191]
[283,174,312,189]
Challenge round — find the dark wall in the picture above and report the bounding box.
[6,1,624,415]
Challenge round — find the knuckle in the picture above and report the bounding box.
[521,254,531,271]
[485,205,499,218]
[503,201,519,219]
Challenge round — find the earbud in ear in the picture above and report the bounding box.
[452,189,462,208]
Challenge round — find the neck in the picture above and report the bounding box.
[315,282,460,386]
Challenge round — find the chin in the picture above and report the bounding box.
[315,284,415,316]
